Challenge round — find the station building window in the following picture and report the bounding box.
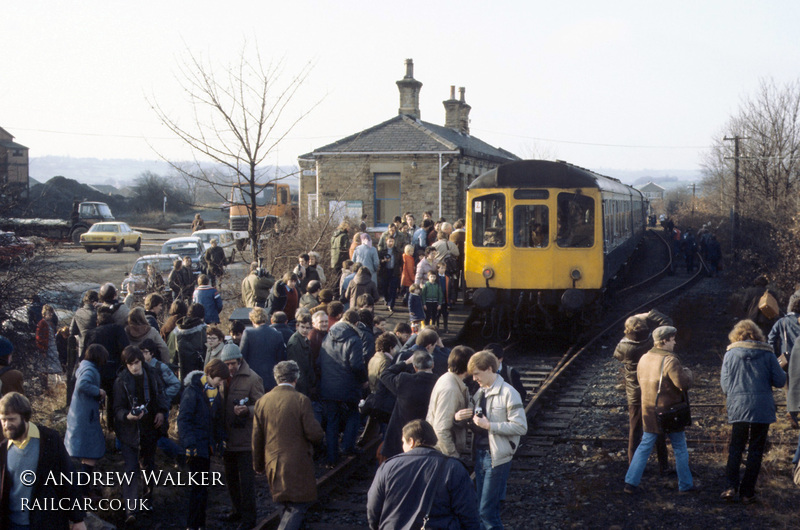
[374,173,400,226]
[472,193,505,247]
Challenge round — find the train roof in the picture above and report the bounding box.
[468,160,635,194]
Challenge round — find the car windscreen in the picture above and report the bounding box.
[194,233,213,243]
[90,223,118,233]
[131,258,174,275]
[162,243,200,256]
[97,204,113,217]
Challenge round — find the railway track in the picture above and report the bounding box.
[255,229,711,529]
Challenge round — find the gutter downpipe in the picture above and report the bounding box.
[439,155,453,219]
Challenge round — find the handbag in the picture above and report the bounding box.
[655,356,691,433]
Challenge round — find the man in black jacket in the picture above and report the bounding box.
[0,392,87,529]
[380,351,439,460]
[84,305,129,429]
[367,419,479,530]
[318,309,366,466]
[113,346,167,525]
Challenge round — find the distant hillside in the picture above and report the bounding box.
[594,168,703,187]
[29,156,299,189]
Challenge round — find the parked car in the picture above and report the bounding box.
[80,222,142,253]
[161,237,205,274]
[121,253,180,300]
[0,231,35,265]
[191,229,238,263]
[6,281,102,330]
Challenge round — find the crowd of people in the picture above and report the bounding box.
[615,282,800,504]
[0,211,532,530]
[5,209,800,528]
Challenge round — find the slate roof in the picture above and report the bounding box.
[638,181,665,192]
[0,140,28,150]
[300,115,518,164]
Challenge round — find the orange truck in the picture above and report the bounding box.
[228,182,296,237]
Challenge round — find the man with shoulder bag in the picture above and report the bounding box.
[624,326,696,494]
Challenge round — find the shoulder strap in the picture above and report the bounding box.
[655,356,666,409]
[420,455,447,525]
[655,355,688,408]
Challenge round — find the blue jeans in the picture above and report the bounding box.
[474,448,511,530]
[625,431,693,491]
[323,400,359,465]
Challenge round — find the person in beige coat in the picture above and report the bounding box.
[624,326,695,494]
[426,346,473,457]
[124,307,170,363]
[221,344,265,528]
[252,360,324,529]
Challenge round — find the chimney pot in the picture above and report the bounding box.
[397,59,422,118]
[459,87,466,102]
[404,59,414,79]
[450,85,456,99]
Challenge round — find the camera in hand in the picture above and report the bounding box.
[237,397,249,406]
[474,406,484,418]
[131,404,148,416]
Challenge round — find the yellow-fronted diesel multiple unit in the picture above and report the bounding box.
[465,160,645,333]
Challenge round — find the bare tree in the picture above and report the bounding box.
[150,42,320,251]
[702,78,800,222]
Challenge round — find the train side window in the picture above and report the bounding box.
[513,205,549,248]
[557,192,594,248]
[472,193,505,247]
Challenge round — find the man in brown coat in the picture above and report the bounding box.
[624,326,695,494]
[221,344,265,529]
[252,360,324,529]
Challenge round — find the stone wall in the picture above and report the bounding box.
[299,153,505,226]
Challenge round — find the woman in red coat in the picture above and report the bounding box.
[400,244,416,304]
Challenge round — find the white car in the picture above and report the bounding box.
[161,237,205,273]
[191,229,238,263]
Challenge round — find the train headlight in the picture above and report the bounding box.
[482,267,494,279]
[570,268,582,281]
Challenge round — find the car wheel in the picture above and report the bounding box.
[72,227,88,245]
[105,247,112,252]
[85,247,93,253]
[133,238,141,251]
[117,240,124,253]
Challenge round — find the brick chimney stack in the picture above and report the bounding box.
[443,85,460,129]
[397,59,422,119]
[457,87,471,134]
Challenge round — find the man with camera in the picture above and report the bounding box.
[219,343,264,529]
[459,350,527,530]
[241,261,275,308]
[113,345,168,526]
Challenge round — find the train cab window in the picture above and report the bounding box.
[556,192,594,248]
[472,193,505,247]
[513,205,549,248]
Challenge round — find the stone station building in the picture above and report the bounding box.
[298,59,519,228]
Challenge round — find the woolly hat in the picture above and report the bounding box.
[653,326,677,344]
[0,337,13,357]
[220,343,242,362]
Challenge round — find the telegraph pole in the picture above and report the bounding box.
[724,135,745,255]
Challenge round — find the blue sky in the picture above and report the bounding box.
[3,1,797,172]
